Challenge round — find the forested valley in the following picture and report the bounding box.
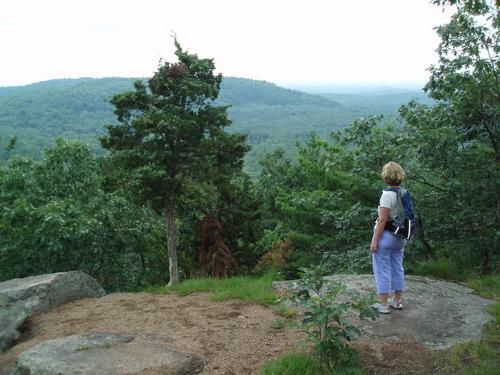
[0,76,434,176]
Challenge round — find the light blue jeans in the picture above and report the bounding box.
[372,230,406,294]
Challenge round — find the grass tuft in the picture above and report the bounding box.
[146,273,279,306]
[412,258,466,281]
[261,352,320,375]
[273,304,299,319]
[466,275,500,300]
[262,352,363,375]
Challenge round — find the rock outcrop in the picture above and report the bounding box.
[0,271,105,352]
[273,274,493,349]
[10,333,204,375]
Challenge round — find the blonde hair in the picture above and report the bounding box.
[382,162,405,185]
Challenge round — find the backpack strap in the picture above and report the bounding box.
[383,187,405,228]
[383,186,417,239]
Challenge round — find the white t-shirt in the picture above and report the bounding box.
[379,190,399,222]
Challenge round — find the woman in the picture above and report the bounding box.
[370,161,406,314]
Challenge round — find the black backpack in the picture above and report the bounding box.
[384,187,417,240]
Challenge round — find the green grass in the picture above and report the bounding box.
[433,317,500,374]
[412,258,467,281]
[432,275,500,375]
[261,352,320,375]
[273,304,299,319]
[273,318,288,330]
[146,273,280,306]
[261,352,363,375]
[467,275,500,300]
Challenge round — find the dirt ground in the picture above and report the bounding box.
[0,292,435,375]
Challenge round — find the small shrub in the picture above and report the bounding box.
[293,266,378,371]
[273,304,299,319]
[273,318,287,330]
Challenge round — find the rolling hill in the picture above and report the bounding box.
[0,77,430,173]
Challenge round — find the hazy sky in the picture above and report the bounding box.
[0,0,452,87]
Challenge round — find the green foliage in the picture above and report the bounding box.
[210,172,262,274]
[467,275,500,300]
[272,318,288,330]
[254,117,395,277]
[398,0,499,274]
[262,351,364,375]
[0,135,17,161]
[273,304,299,319]
[321,246,373,275]
[293,266,378,371]
[0,139,167,290]
[0,78,136,160]
[412,258,468,282]
[147,272,279,306]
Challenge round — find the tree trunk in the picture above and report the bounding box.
[480,247,489,276]
[417,216,435,259]
[165,193,179,284]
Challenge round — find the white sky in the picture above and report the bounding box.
[0,0,452,87]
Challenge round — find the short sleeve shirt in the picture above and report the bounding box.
[379,190,398,222]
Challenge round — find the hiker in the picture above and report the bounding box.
[370,161,406,314]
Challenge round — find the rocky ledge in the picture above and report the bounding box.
[9,333,204,375]
[0,271,106,352]
[273,274,493,349]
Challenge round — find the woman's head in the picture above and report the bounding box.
[382,162,405,186]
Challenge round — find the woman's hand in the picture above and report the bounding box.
[370,240,378,253]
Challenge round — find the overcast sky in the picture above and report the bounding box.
[0,0,452,88]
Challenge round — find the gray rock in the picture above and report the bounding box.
[273,274,493,349]
[11,332,204,375]
[0,271,106,352]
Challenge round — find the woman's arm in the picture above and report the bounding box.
[370,207,390,253]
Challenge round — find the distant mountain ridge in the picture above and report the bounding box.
[0,77,430,173]
[218,77,338,107]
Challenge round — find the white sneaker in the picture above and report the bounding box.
[372,303,390,314]
[389,299,403,310]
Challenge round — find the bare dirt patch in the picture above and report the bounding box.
[0,292,305,375]
[0,290,450,375]
[353,337,435,374]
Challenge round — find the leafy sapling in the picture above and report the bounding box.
[294,266,378,370]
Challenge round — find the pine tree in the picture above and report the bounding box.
[100,40,247,284]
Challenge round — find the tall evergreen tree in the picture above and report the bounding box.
[100,40,247,284]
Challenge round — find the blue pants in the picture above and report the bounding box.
[372,230,406,294]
